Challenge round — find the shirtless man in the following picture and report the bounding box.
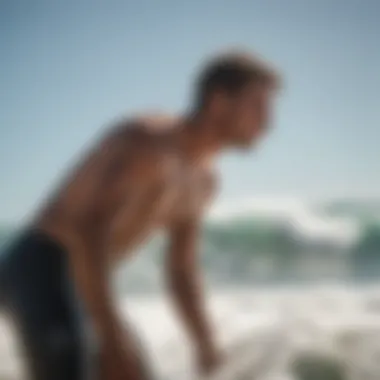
[0,51,280,380]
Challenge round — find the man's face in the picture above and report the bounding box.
[211,83,275,149]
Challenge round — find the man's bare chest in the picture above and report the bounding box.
[121,166,214,226]
[108,166,215,256]
[171,168,215,219]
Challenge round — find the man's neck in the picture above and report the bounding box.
[177,112,225,164]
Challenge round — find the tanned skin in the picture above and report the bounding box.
[33,64,277,380]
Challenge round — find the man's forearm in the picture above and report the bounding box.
[167,218,218,357]
[168,268,216,352]
[69,238,144,379]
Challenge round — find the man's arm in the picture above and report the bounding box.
[70,235,143,379]
[65,127,163,380]
[166,218,220,374]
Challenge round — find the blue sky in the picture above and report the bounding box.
[0,0,379,223]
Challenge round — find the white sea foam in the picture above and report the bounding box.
[208,197,361,247]
[1,285,380,380]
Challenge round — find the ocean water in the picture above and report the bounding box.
[0,198,379,379]
[1,198,380,288]
[113,198,380,291]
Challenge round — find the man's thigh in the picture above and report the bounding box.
[0,230,98,380]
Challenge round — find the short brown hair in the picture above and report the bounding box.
[195,51,280,108]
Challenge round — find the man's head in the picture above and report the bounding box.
[193,51,280,149]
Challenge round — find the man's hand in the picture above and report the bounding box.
[100,341,149,380]
[196,345,224,376]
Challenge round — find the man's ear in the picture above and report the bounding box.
[207,90,229,119]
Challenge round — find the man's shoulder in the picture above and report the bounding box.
[133,112,180,131]
[101,112,178,152]
[95,113,164,148]
[112,112,179,135]
[93,113,180,180]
